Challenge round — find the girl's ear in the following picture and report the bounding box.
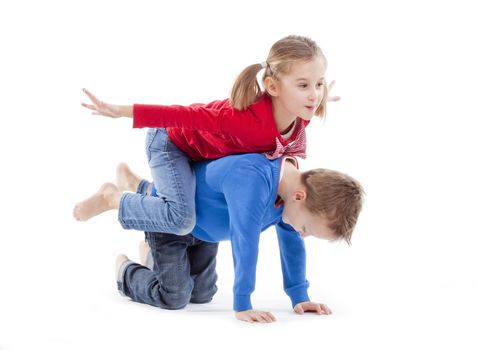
[264,76,279,97]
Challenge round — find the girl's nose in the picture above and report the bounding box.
[309,89,320,101]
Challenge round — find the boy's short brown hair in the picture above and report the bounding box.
[301,169,364,245]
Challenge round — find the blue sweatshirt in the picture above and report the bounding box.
[191,153,310,311]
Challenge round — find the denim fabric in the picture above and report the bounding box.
[118,128,196,235]
[117,232,218,310]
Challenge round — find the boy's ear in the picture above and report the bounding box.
[293,190,307,202]
[264,76,279,96]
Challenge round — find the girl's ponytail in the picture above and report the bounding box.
[230,63,264,111]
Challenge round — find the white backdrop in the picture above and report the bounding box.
[1,0,476,349]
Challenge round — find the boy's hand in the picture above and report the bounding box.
[235,309,277,323]
[81,88,133,118]
[327,80,341,102]
[294,301,332,315]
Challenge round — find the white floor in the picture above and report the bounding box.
[1,1,477,349]
[1,207,476,350]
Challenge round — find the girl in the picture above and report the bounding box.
[74,35,338,235]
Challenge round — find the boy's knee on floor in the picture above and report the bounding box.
[161,290,192,310]
[190,286,217,304]
[189,295,213,304]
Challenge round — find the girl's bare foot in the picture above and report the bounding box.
[73,182,120,221]
[116,162,141,192]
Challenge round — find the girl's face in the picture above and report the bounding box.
[271,57,326,121]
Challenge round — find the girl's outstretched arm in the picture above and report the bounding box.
[81,88,133,118]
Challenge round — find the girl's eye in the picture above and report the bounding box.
[316,83,324,88]
[299,84,308,88]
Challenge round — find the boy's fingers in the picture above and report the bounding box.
[261,313,273,323]
[318,304,332,315]
[267,312,277,321]
[252,314,263,323]
[242,315,253,323]
[294,304,304,314]
[260,314,273,323]
[324,305,332,314]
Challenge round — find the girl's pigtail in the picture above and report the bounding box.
[230,63,264,110]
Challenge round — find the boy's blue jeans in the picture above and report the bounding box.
[117,231,219,309]
[118,128,196,235]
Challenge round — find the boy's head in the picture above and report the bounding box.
[281,169,364,245]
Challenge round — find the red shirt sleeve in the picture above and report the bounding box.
[132,95,273,140]
[134,104,214,132]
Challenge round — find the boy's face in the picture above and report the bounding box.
[281,196,336,240]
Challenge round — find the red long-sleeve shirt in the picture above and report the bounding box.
[133,94,309,161]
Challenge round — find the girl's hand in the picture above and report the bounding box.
[81,88,133,118]
[327,80,341,102]
[294,301,332,315]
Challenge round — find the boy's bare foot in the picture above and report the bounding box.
[116,254,132,297]
[116,162,141,192]
[138,240,151,266]
[73,182,120,221]
[115,254,130,276]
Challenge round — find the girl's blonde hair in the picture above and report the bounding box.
[301,169,364,246]
[230,35,328,117]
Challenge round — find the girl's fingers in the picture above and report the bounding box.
[81,103,97,111]
[83,88,101,106]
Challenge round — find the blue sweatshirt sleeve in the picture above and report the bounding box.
[275,220,310,308]
[222,163,272,311]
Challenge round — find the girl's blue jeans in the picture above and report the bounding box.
[118,128,196,235]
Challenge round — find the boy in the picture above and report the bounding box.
[74,153,364,322]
